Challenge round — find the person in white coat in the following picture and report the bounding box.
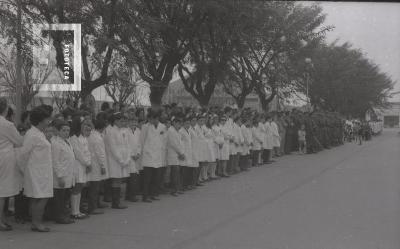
[232,117,244,173]
[125,117,141,202]
[104,112,129,209]
[262,115,273,164]
[179,116,195,190]
[140,109,164,202]
[189,115,202,186]
[167,116,185,196]
[203,116,217,179]
[271,114,281,157]
[0,98,23,231]
[69,117,92,219]
[50,119,75,224]
[240,118,253,171]
[251,117,264,166]
[87,118,108,215]
[211,116,224,177]
[218,116,231,177]
[20,106,53,232]
[195,114,209,182]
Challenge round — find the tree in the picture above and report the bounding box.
[226,1,331,110]
[105,52,141,107]
[115,0,212,106]
[304,42,394,118]
[22,0,119,102]
[0,48,53,111]
[177,0,240,107]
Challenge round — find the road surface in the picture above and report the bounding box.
[1,129,399,249]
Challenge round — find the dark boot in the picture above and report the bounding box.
[111,188,127,209]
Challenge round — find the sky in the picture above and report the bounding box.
[312,1,400,101]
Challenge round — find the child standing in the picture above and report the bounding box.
[298,124,306,154]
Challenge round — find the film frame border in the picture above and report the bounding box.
[32,23,81,92]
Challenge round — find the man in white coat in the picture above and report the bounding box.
[167,116,185,196]
[140,109,164,202]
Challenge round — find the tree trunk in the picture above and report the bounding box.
[149,85,167,107]
[236,96,246,109]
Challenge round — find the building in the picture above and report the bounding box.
[365,102,400,128]
[162,78,282,111]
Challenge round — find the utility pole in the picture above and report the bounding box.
[15,0,22,125]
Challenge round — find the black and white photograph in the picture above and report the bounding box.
[0,1,399,249]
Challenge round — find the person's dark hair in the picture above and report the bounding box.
[147,108,161,119]
[30,106,52,126]
[70,116,83,136]
[94,118,107,130]
[53,119,69,131]
[0,97,7,114]
[101,102,110,112]
[39,104,53,116]
[6,107,14,121]
[108,112,123,126]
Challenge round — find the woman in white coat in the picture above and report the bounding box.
[104,112,129,209]
[270,115,281,157]
[179,116,195,190]
[51,119,75,224]
[195,114,209,182]
[0,98,23,231]
[69,117,92,219]
[20,106,53,232]
[261,115,273,164]
[189,115,202,186]
[251,117,263,166]
[232,117,244,173]
[167,116,185,196]
[87,118,108,214]
[218,116,231,177]
[125,117,141,202]
[203,116,217,179]
[263,115,274,163]
[241,118,253,170]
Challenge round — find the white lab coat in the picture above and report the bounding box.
[270,121,281,147]
[127,127,142,173]
[251,126,263,151]
[179,127,193,167]
[188,126,200,167]
[212,125,224,161]
[202,125,216,162]
[104,126,130,178]
[88,130,109,181]
[21,126,53,198]
[232,122,244,155]
[70,135,91,184]
[51,136,75,188]
[227,119,236,155]
[194,124,207,162]
[241,125,253,155]
[262,122,273,150]
[166,126,184,166]
[141,123,165,168]
[0,116,23,197]
[219,123,231,161]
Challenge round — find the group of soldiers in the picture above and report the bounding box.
[274,109,345,155]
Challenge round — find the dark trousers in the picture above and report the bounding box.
[170,165,182,193]
[103,179,112,202]
[15,190,30,221]
[181,167,195,188]
[142,167,158,200]
[262,149,271,163]
[156,167,166,193]
[88,181,101,212]
[53,188,70,221]
[240,155,250,170]
[251,150,260,166]
[126,173,140,200]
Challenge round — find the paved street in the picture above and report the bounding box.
[1,129,399,249]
